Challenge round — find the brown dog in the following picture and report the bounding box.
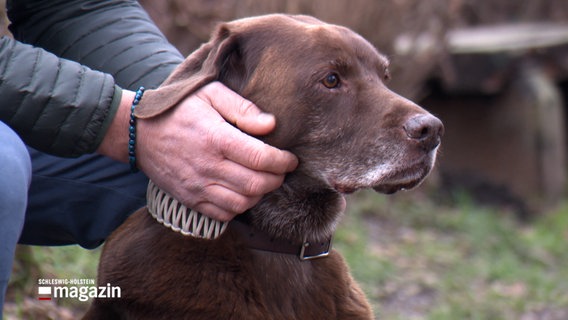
[84,14,443,320]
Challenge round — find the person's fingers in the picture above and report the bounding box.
[193,191,263,222]
[195,82,276,136]
[208,121,298,175]
[207,160,286,197]
[202,185,263,215]
[193,203,238,222]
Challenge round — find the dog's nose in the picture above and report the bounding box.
[403,114,444,151]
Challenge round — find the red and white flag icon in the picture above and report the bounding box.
[38,286,52,301]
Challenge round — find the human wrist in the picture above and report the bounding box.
[96,88,136,162]
[93,85,123,149]
[128,87,145,172]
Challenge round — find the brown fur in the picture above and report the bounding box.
[84,14,443,320]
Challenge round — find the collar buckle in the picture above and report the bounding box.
[299,237,333,261]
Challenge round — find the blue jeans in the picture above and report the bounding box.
[0,122,30,319]
[0,121,148,318]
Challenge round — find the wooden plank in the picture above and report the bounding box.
[448,23,568,54]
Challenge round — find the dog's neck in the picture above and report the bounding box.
[246,171,345,242]
[147,172,343,257]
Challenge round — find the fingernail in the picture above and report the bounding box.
[288,155,299,171]
[258,112,275,125]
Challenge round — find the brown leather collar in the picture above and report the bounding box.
[229,218,333,261]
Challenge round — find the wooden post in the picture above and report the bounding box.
[421,23,568,214]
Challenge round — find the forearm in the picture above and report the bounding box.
[0,36,118,157]
[3,0,185,157]
[97,89,135,163]
[7,0,183,90]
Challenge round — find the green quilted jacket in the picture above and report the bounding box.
[0,0,183,157]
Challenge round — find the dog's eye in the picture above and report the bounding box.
[322,73,340,89]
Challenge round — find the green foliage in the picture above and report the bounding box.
[336,190,568,319]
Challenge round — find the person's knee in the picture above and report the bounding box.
[0,122,31,221]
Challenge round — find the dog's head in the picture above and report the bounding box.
[137,14,443,239]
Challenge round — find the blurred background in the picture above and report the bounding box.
[3,0,568,319]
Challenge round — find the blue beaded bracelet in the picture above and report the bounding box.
[129,87,145,173]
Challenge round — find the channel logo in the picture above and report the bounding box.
[37,279,121,302]
[37,286,52,301]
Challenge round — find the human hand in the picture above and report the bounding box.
[135,82,298,221]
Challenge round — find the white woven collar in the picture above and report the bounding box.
[146,180,228,240]
[146,180,333,260]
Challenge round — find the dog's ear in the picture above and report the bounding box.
[134,25,240,119]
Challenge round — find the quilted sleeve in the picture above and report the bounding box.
[0,36,119,157]
[1,0,184,157]
[7,0,183,90]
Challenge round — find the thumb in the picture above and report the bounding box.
[195,82,276,136]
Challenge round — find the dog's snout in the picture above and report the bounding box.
[403,114,444,150]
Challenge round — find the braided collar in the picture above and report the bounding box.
[146,180,332,260]
[146,180,228,239]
